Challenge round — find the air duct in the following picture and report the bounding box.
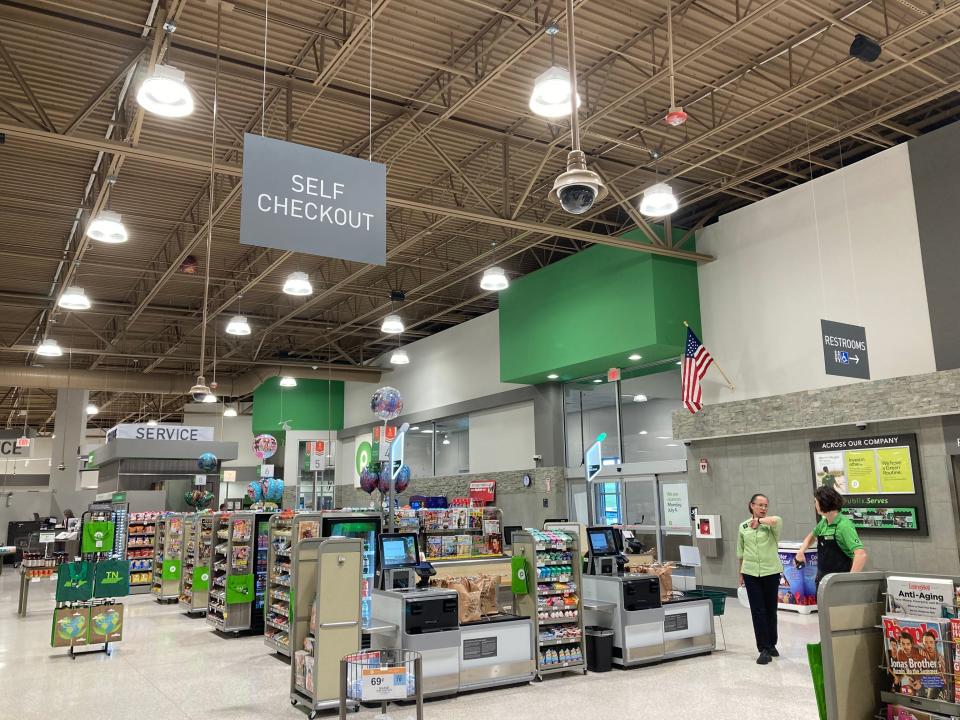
[0,364,381,396]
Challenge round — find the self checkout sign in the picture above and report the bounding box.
[360,667,407,701]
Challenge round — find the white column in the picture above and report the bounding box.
[49,388,90,515]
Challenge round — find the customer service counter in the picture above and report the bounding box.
[369,587,535,698]
[581,527,714,667]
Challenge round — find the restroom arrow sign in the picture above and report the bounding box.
[821,319,870,380]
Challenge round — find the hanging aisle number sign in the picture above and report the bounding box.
[239,134,386,265]
[361,667,408,701]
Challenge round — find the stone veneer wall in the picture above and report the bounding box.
[678,417,960,588]
[335,466,567,530]
[673,367,960,440]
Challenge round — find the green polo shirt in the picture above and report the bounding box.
[814,513,863,558]
[737,517,783,577]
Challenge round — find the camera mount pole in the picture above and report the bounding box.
[565,0,580,154]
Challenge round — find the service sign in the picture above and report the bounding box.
[0,438,32,458]
[239,134,386,265]
[108,424,214,442]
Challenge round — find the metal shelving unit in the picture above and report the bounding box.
[152,513,184,602]
[512,529,586,679]
[126,511,159,594]
[265,511,324,656]
[179,513,213,614]
[206,512,271,634]
[289,537,363,718]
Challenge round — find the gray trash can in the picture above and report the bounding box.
[585,626,614,672]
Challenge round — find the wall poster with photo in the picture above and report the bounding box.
[809,433,927,535]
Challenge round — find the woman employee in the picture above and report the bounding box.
[737,493,783,665]
[795,486,867,585]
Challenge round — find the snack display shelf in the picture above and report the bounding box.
[206,512,271,635]
[151,513,184,601]
[264,512,322,657]
[512,529,587,678]
[127,511,160,593]
[179,514,213,614]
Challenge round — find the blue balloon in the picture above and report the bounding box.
[197,452,218,473]
[246,480,263,503]
[262,477,284,503]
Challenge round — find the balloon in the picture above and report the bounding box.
[394,465,411,494]
[378,468,391,494]
[262,477,284,503]
[252,434,278,460]
[184,490,214,509]
[246,480,264,502]
[370,386,403,421]
[197,452,218,473]
[359,467,379,494]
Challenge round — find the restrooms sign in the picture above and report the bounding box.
[239,133,386,265]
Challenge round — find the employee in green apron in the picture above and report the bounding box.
[795,486,867,585]
[737,493,783,665]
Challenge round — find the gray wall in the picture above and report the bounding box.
[681,417,960,588]
[337,466,567,530]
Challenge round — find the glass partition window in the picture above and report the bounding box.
[596,482,622,525]
[434,415,469,476]
[563,379,621,468]
[619,369,685,463]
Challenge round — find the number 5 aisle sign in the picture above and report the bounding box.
[361,667,407,701]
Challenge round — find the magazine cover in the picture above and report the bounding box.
[883,615,953,701]
[888,576,954,617]
[887,705,960,720]
[952,618,960,703]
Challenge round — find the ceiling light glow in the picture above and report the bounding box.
[136,64,194,118]
[639,182,679,217]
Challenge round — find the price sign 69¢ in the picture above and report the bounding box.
[361,667,407,701]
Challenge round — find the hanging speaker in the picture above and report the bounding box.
[849,34,881,62]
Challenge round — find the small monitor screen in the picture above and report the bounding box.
[380,533,419,569]
[503,525,522,547]
[588,527,617,556]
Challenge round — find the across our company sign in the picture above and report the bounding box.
[108,424,214,442]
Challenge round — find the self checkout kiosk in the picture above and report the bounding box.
[581,526,715,667]
[370,533,534,697]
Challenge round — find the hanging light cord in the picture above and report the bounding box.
[565,0,580,153]
[368,0,374,160]
[199,2,221,379]
[262,0,268,135]
[667,0,676,108]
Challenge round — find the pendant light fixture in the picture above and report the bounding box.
[226,315,251,336]
[529,24,580,118]
[201,391,218,403]
[480,266,509,291]
[188,4,220,409]
[223,405,238,417]
[58,286,91,311]
[36,338,63,357]
[548,1,607,215]
[85,403,99,416]
[279,376,297,388]
[382,314,404,334]
[147,418,158,426]
[136,64,195,118]
[442,435,451,446]
[390,347,410,365]
[663,0,687,127]
[86,210,128,244]
[283,271,313,296]
[639,182,679,217]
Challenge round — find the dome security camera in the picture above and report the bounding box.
[189,376,212,403]
[548,151,608,215]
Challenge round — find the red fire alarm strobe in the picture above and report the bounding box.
[699,458,708,474]
[607,368,621,383]
[16,437,30,447]
[665,106,688,127]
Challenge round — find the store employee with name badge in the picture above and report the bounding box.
[737,493,783,665]
[795,486,867,585]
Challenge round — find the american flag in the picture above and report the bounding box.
[682,327,713,413]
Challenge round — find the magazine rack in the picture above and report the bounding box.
[818,570,960,720]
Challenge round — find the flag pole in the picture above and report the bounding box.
[683,320,736,390]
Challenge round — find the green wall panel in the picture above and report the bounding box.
[498,241,701,384]
[252,377,344,435]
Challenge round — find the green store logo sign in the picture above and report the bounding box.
[355,440,372,476]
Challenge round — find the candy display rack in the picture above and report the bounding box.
[207,511,271,635]
[152,513,184,602]
[265,511,323,656]
[511,529,587,679]
[126,511,159,594]
[179,513,213,614]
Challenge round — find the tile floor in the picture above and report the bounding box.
[1,572,821,719]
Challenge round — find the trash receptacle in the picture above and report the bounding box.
[585,626,614,672]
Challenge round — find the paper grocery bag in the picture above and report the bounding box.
[637,563,674,601]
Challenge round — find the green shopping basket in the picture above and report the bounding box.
[684,589,726,616]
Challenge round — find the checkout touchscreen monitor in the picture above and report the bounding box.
[587,527,618,557]
[379,533,420,570]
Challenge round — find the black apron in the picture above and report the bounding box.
[816,530,853,585]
